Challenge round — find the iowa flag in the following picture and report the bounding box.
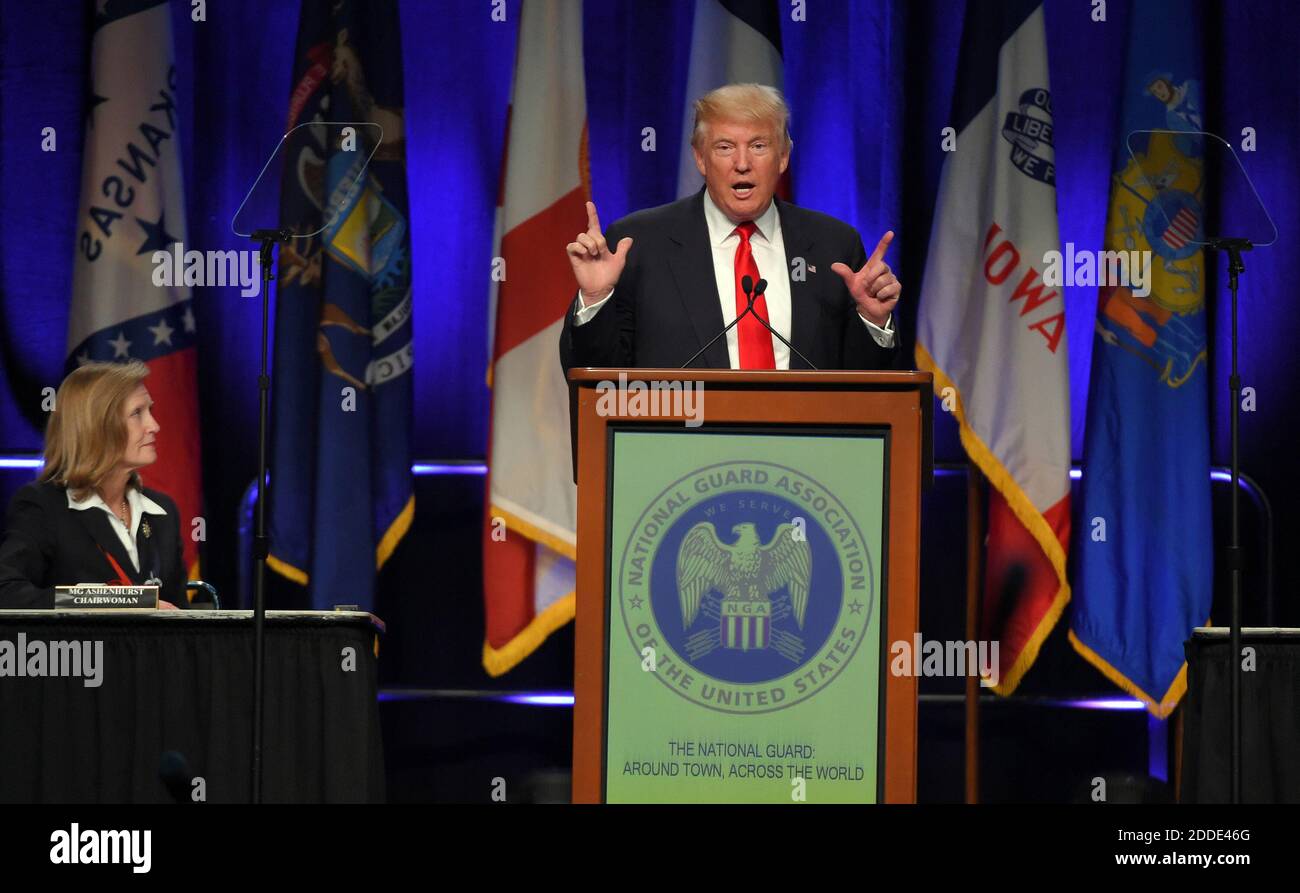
[267,0,414,611]
[916,0,1071,693]
[69,0,202,581]
[483,0,587,675]
[1070,0,1211,717]
[676,0,786,198]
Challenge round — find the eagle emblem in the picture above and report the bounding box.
[675,521,812,661]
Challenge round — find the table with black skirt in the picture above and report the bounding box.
[0,610,385,803]
[1181,627,1300,803]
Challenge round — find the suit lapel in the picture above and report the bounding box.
[668,190,730,368]
[74,508,141,584]
[778,198,818,370]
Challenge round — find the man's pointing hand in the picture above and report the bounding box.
[566,201,633,307]
[831,230,901,328]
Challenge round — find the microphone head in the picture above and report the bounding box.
[741,275,753,295]
[159,750,192,803]
[754,278,768,296]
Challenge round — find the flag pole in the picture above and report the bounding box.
[965,464,983,804]
[1173,705,1184,802]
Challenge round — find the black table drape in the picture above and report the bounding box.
[1182,628,1300,804]
[0,611,385,803]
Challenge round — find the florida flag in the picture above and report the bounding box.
[69,0,202,581]
[916,0,1070,693]
[483,0,587,675]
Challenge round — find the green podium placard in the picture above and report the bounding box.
[604,429,886,803]
[570,369,929,804]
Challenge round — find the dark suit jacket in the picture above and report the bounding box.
[559,190,906,371]
[0,481,189,609]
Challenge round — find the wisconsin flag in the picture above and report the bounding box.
[916,0,1071,693]
[483,0,586,675]
[1070,0,1211,717]
[267,0,414,611]
[69,0,203,582]
[676,0,786,198]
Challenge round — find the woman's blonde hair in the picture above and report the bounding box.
[690,83,792,152]
[41,361,149,499]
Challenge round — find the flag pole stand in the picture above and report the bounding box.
[248,228,290,805]
[1207,236,1250,805]
[964,466,984,804]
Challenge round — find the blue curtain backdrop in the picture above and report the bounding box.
[1,0,1297,620]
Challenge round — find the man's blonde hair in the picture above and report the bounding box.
[41,361,150,499]
[691,83,792,152]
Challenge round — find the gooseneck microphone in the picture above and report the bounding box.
[160,750,194,804]
[680,275,821,370]
[747,278,820,370]
[680,274,758,369]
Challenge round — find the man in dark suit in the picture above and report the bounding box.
[560,83,903,371]
[0,481,189,610]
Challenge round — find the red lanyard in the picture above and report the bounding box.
[98,544,133,585]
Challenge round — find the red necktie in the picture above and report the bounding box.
[733,222,775,369]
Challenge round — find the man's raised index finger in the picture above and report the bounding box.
[586,200,602,235]
[868,230,895,266]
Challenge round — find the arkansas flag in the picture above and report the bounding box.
[915,0,1070,693]
[69,0,202,582]
[676,0,787,198]
[483,0,587,675]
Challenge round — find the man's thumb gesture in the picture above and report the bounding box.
[831,230,900,328]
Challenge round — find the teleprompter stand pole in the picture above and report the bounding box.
[1206,236,1250,805]
[248,228,290,804]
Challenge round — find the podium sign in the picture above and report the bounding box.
[570,370,931,804]
[606,429,886,802]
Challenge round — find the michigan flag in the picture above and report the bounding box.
[267,0,414,611]
[1070,0,1211,718]
[916,0,1071,694]
[69,0,203,582]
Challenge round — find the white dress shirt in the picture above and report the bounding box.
[574,191,894,368]
[67,486,168,574]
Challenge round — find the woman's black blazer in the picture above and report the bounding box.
[0,481,188,609]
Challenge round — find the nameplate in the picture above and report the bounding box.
[55,585,159,610]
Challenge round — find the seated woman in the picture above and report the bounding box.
[0,361,190,609]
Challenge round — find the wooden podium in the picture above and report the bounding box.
[568,369,932,804]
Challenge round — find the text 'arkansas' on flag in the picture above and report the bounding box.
[70,0,204,587]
